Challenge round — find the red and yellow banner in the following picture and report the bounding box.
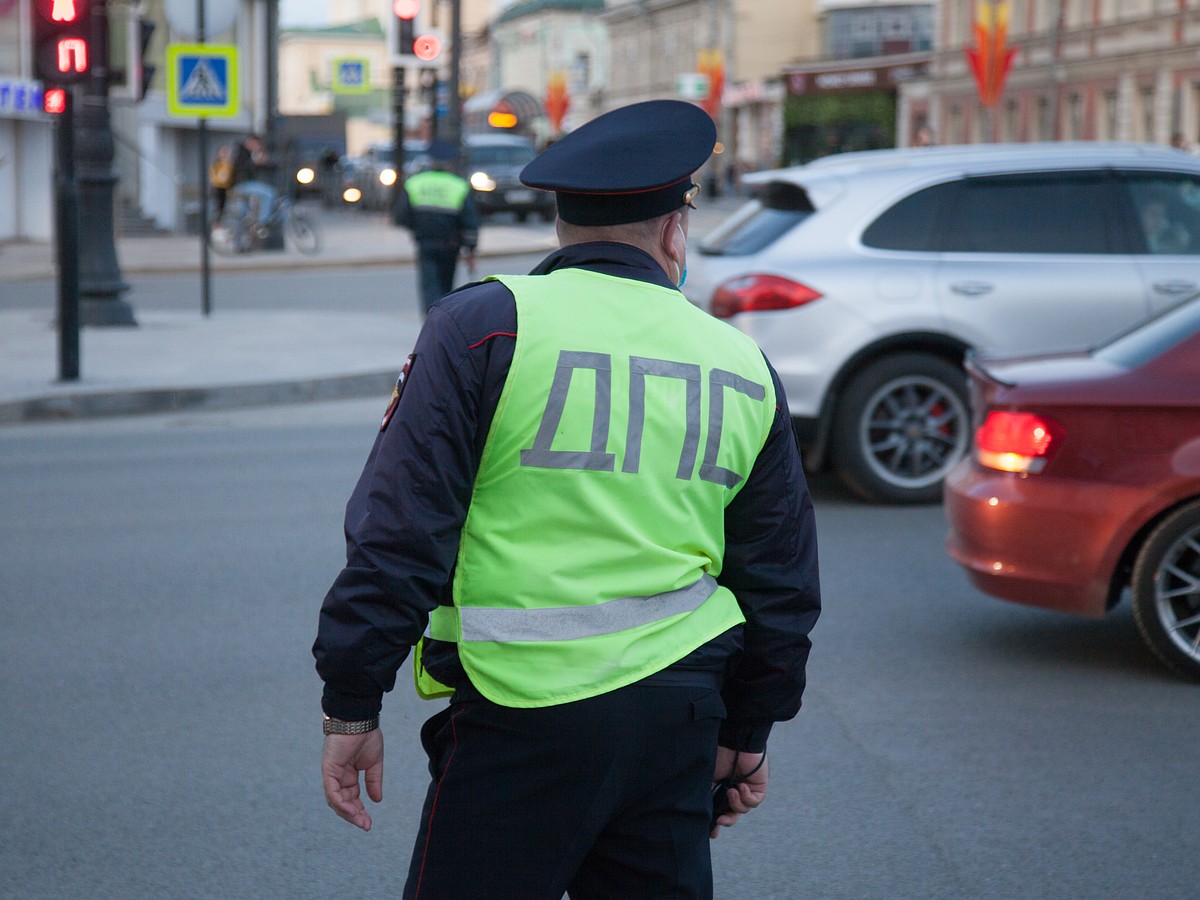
[545,72,569,134]
[698,49,724,121]
[965,1,1016,107]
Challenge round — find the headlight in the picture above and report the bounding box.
[379,168,397,187]
[470,171,496,192]
[343,187,362,203]
[296,167,316,185]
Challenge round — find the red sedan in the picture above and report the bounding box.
[945,297,1200,679]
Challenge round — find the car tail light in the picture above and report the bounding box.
[710,274,822,319]
[975,411,1063,474]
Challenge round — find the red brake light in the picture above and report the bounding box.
[710,274,822,319]
[975,411,1062,473]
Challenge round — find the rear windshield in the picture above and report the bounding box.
[699,181,813,256]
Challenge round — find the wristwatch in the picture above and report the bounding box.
[322,713,379,735]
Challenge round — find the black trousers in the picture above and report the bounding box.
[403,678,726,900]
[416,246,459,315]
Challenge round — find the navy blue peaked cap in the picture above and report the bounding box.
[520,100,716,225]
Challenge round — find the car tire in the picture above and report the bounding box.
[831,353,970,504]
[1131,499,1200,680]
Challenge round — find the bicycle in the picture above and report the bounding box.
[209,190,321,257]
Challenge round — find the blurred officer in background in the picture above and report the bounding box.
[315,99,821,900]
[393,139,480,315]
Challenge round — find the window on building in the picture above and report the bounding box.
[570,52,590,95]
[1003,99,1019,142]
[1009,0,1028,38]
[1103,91,1120,139]
[823,5,933,58]
[1033,0,1052,31]
[1066,94,1083,139]
[1035,97,1052,140]
[1140,86,1156,141]
[1188,82,1200,147]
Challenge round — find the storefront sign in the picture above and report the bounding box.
[722,80,785,108]
[786,60,929,96]
[0,79,46,118]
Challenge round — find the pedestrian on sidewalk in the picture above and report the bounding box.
[209,145,235,217]
[392,140,479,315]
[314,99,821,900]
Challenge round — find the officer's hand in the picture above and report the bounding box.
[710,746,769,839]
[321,730,385,831]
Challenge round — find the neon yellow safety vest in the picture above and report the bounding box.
[422,268,777,707]
[404,169,471,213]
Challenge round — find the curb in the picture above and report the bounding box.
[0,370,398,425]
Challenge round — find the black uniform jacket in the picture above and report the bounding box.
[313,242,821,752]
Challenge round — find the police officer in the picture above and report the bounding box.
[393,139,480,315]
[314,100,820,900]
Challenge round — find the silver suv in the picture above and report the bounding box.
[687,142,1200,503]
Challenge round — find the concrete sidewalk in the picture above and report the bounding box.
[0,197,746,425]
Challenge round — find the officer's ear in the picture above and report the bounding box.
[660,211,685,259]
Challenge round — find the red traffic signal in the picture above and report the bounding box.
[413,34,441,63]
[394,0,419,19]
[32,0,93,85]
[44,86,67,114]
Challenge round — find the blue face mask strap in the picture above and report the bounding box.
[675,224,688,287]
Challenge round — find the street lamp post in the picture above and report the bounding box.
[77,0,135,326]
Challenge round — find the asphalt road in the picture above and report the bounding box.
[0,250,551,316]
[2,399,1197,899]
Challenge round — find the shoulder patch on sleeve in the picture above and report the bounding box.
[380,354,417,432]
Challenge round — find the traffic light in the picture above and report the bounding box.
[32,0,93,85]
[393,0,441,64]
[394,0,418,57]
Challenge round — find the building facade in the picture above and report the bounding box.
[1,1,64,241]
[489,0,608,140]
[781,1,935,165]
[903,0,1200,149]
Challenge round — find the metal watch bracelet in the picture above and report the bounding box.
[322,713,379,736]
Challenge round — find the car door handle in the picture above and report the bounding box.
[1152,280,1196,295]
[950,281,994,297]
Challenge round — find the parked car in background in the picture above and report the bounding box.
[352,140,428,211]
[463,133,555,222]
[686,142,1200,503]
[336,156,369,206]
[276,113,347,201]
[944,295,1200,679]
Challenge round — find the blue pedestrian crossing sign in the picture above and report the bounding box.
[166,44,239,118]
[332,57,371,95]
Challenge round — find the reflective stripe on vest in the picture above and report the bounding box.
[429,573,717,643]
[405,170,470,213]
